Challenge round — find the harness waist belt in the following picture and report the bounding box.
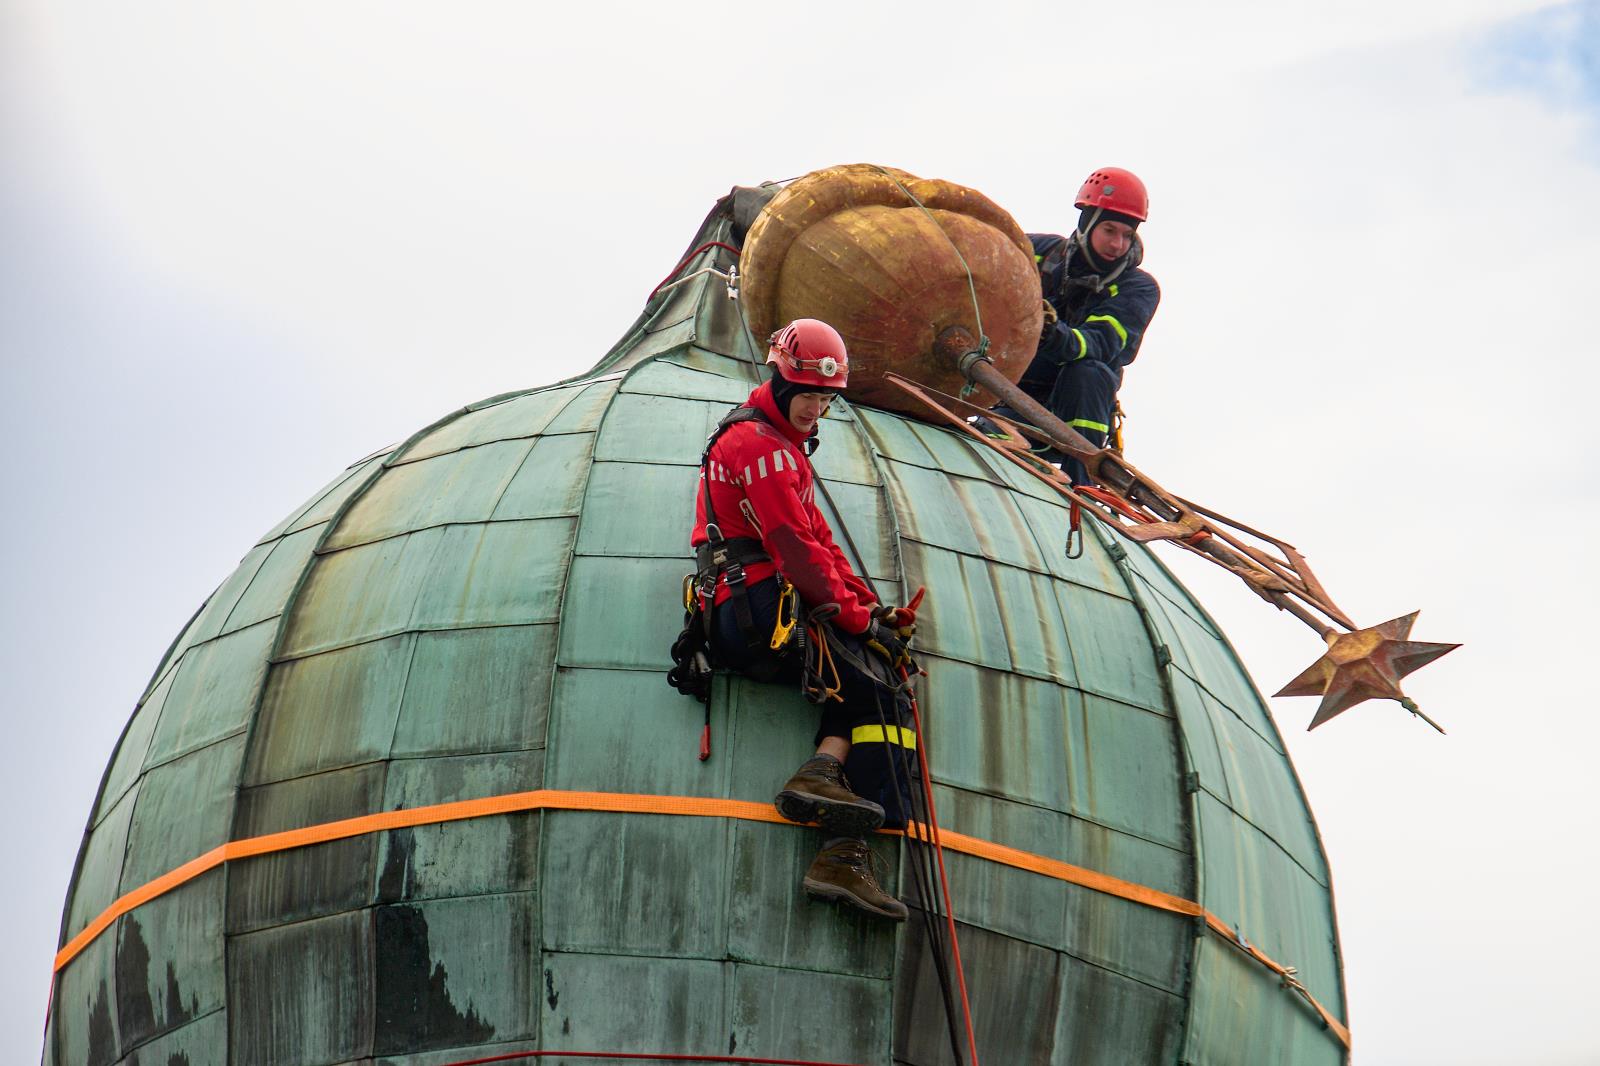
[695,538,771,576]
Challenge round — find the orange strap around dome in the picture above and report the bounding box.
[52,787,1349,1049]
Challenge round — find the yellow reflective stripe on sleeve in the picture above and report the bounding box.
[851,724,918,749]
[1071,328,1088,359]
[1068,417,1110,433]
[1085,313,1129,349]
[1035,253,1044,262]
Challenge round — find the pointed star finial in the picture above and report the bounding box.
[1275,612,1459,732]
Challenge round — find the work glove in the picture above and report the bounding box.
[1039,299,1061,345]
[1040,298,1059,332]
[864,620,912,673]
[871,585,926,638]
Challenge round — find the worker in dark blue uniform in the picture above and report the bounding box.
[1010,166,1161,485]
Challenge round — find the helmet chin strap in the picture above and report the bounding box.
[1077,206,1104,239]
[1074,206,1110,271]
[1066,207,1134,292]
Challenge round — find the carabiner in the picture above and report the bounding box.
[771,580,799,651]
[1065,499,1084,560]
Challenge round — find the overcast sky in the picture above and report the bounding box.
[3,2,1597,1063]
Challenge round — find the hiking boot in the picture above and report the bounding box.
[774,755,885,836]
[802,838,908,922]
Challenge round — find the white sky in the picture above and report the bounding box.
[3,2,1596,1063]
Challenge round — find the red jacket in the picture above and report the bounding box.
[691,382,878,634]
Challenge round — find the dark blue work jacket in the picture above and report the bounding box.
[1022,231,1161,390]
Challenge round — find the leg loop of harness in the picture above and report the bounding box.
[806,614,920,699]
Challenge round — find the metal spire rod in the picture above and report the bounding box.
[881,332,1459,732]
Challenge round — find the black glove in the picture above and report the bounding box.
[864,620,911,672]
[871,585,924,640]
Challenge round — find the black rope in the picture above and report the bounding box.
[812,471,968,1066]
[869,674,965,1066]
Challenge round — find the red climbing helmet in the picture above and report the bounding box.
[767,319,850,389]
[1074,167,1149,222]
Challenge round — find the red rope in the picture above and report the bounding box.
[436,1051,865,1066]
[648,241,743,301]
[902,670,982,1066]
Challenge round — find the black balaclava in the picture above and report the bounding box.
[1075,207,1142,272]
[768,366,840,420]
[769,366,805,419]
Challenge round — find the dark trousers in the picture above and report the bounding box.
[1014,355,1121,485]
[711,577,918,829]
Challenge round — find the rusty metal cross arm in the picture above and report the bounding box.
[883,346,1459,732]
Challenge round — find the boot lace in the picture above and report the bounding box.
[834,839,890,889]
[805,756,850,790]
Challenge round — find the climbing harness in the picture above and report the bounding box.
[669,410,769,711]
[668,405,820,758]
[685,411,785,650]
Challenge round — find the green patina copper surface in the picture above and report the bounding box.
[49,209,1346,1065]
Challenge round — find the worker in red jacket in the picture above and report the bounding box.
[690,319,921,921]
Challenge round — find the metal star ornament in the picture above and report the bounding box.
[1275,611,1460,732]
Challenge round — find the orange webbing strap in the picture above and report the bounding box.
[903,821,1203,919]
[53,791,781,973]
[1201,912,1353,1048]
[905,822,1349,1048]
[51,787,1350,1050]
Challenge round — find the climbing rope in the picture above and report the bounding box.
[801,617,844,705]
[870,166,987,347]
[811,471,979,1066]
[648,238,763,385]
[901,669,981,1066]
[728,268,770,384]
[648,241,743,302]
[868,166,998,400]
[866,660,966,1064]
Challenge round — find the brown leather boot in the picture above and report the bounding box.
[802,837,908,921]
[774,754,885,836]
